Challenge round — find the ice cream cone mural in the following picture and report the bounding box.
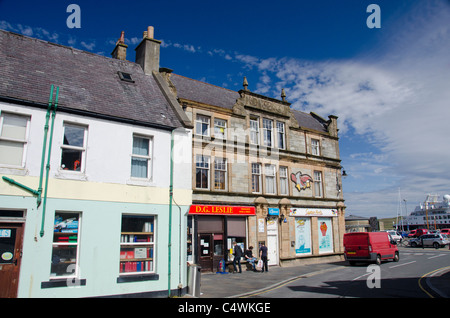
[320,221,327,236]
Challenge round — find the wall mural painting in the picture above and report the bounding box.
[290,171,313,192]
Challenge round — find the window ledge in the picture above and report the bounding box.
[117,273,159,283]
[41,278,86,289]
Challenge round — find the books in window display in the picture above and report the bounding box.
[120,235,153,243]
[120,260,153,273]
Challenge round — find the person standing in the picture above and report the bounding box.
[259,242,268,272]
[232,241,243,273]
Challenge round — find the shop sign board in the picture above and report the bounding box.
[268,208,279,216]
[290,208,337,217]
[189,205,256,216]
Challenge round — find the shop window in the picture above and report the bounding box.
[0,112,29,167]
[60,123,87,172]
[251,163,261,193]
[265,164,276,194]
[214,118,227,139]
[195,114,210,137]
[318,218,333,254]
[294,217,312,256]
[51,212,81,279]
[119,215,155,274]
[314,171,323,197]
[196,155,210,189]
[214,158,227,190]
[279,166,289,195]
[131,135,152,179]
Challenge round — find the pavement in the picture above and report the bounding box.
[192,261,346,298]
[186,250,450,298]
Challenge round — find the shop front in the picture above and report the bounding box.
[282,207,344,265]
[187,205,255,272]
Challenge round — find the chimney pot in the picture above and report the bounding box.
[147,26,154,39]
[111,31,128,60]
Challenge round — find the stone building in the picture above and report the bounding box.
[153,27,346,269]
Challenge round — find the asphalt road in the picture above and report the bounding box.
[242,246,450,298]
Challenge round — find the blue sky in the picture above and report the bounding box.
[1,0,450,219]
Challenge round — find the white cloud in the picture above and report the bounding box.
[222,0,450,218]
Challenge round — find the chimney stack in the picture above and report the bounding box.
[111,31,128,60]
[135,26,161,75]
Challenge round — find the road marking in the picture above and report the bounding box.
[389,260,416,268]
[428,254,446,259]
[419,266,450,298]
[352,272,371,281]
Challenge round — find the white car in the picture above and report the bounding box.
[384,230,402,242]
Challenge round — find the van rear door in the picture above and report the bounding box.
[344,233,370,258]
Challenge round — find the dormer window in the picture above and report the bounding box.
[118,71,134,83]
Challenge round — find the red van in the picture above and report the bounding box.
[344,232,399,265]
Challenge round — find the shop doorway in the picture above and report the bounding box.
[0,223,24,298]
[266,217,279,266]
[198,233,223,272]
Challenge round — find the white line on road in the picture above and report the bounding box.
[389,260,416,268]
[352,272,371,281]
[428,254,447,259]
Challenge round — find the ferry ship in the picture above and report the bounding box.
[400,194,450,230]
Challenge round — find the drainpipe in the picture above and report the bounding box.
[37,85,54,207]
[168,130,174,297]
[40,86,59,237]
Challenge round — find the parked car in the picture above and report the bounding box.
[408,229,428,237]
[344,232,399,265]
[384,230,402,242]
[409,233,450,248]
[440,228,450,235]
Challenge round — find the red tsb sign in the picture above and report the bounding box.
[189,205,256,216]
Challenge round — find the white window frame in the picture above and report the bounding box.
[195,114,210,137]
[196,155,210,189]
[279,166,289,195]
[60,123,88,172]
[119,214,156,275]
[265,164,276,194]
[262,118,273,147]
[249,118,259,145]
[51,211,82,280]
[214,118,227,139]
[314,171,323,197]
[130,134,153,180]
[251,163,261,194]
[214,157,227,191]
[276,121,286,150]
[311,138,320,156]
[0,112,30,168]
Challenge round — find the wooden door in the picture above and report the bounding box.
[198,234,213,272]
[0,223,24,298]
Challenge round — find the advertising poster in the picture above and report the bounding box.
[295,217,311,255]
[318,218,333,253]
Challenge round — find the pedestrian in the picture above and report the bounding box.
[259,242,268,273]
[244,246,257,271]
[232,241,243,273]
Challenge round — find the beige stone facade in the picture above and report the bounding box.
[165,71,346,270]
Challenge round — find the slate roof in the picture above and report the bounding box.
[170,73,328,133]
[170,74,240,110]
[0,30,183,130]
